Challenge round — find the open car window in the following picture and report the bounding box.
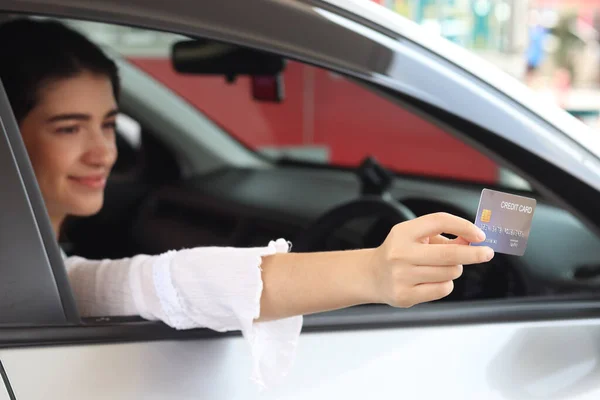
[63,19,600,302]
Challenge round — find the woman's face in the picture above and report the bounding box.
[19,71,118,227]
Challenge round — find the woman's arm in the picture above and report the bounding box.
[66,212,492,322]
[257,212,492,321]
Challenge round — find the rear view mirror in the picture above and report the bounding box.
[171,39,286,102]
[172,39,285,76]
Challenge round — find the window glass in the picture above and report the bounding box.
[57,19,600,305]
[70,20,503,185]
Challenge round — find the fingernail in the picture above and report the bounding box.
[477,229,486,241]
[485,247,495,261]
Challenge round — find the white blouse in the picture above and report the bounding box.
[62,239,303,389]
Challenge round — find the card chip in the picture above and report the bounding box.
[481,209,492,223]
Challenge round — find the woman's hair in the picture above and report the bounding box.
[0,18,120,123]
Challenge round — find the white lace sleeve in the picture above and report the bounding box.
[63,239,302,389]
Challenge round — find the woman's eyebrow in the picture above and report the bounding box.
[46,113,91,123]
[104,108,119,119]
[45,108,119,123]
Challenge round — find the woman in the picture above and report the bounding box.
[0,19,493,388]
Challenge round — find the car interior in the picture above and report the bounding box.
[6,16,599,308]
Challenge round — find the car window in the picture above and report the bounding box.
[68,20,512,186]
[30,18,599,307]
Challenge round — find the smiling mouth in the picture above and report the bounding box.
[68,176,107,190]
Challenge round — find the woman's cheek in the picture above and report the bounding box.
[46,138,81,174]
[109,143,118,169]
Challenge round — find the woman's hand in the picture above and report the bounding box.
[366,212,493,308]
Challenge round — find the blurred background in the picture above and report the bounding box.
[370,0,600,128]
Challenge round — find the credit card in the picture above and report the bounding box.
[470,188,537,256]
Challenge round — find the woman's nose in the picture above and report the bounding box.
[84,128,116,167]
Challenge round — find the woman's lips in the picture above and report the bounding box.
[68,175,107,189]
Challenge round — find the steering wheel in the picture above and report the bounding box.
[293,156,416,252]
[293,195,416,252]
[293,157,416,252]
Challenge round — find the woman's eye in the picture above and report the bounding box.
[55,125,80,135]
[103,121,117,132]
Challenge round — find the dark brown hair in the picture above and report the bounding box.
[0,18,120,123]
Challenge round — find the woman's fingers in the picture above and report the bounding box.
[403,212,486,243]
[410,265,464,284]
[428,235,471,246]
[409,243,494,266]
[411,281,456,304]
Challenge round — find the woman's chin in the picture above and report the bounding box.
[69,202,104,217]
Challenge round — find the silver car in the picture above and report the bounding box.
[0,0,599,399]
